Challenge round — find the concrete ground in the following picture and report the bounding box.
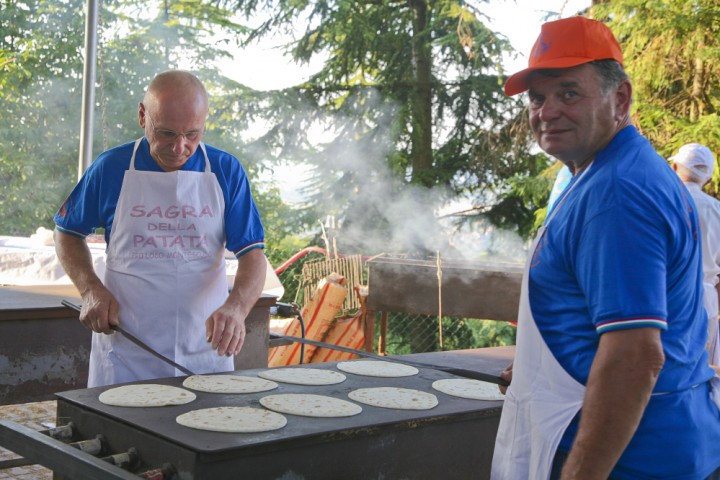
[0,401,55,480]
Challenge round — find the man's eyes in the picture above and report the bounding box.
[529,94,544,105]
[157,129,200,140]
[528,91,578,107]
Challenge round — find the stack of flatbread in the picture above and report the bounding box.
[431,378,504,401]
[182,375,278,394]
[176,407,287,433]
[348,387,438,410]
[337,360,418,377]
[260,394,362,418]
[258,368,346,385]
[99,384,196,407]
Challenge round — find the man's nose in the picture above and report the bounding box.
[538,97,562,121]
[172,136,188,153]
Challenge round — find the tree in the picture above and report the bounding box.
[229,0,544,254]
[0,0,302,258]
[591,0,720,193]
[0,0,87,235]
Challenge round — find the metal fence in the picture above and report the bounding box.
[273,250,516,355]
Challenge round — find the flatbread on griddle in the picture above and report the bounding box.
[176,406,287,433]
[257,368,346,386]
[337,360,419,378]
[98,384,196,407]
[182,374,278,394]
[431,378,505,401]
[260,393,362,418]
[348,387,438,410]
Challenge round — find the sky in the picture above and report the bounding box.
[220,0,592,204]
[223,0,592,91]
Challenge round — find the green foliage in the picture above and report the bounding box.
[0,0,302,246]
[0,0,86,235]
[591,0,720,194]
[227,0,540,248]
[381,314,516,355]
[470,319,516,348]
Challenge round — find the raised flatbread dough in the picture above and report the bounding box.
[176,406,287,433]
[260,393,362,418]
[348,387,438,410]
[337,360,419,378]
[98,384,196,407]
[257,368,346,386]
[182,375,278,394]
[431,378,505,401]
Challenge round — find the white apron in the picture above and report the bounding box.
[702,281,720,366]
[491,166,590,480]
[706,284,720,407]
[88,139,233,387]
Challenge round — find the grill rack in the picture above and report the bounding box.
[0,420,176,479]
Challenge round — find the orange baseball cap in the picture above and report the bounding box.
[504,16,623,96]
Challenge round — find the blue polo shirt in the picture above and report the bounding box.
[530,126,720,479]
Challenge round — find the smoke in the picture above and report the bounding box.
[248,87,528,264]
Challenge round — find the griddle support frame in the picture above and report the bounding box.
[0,420,138,479]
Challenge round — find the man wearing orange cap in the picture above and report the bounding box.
[492,16,720,480]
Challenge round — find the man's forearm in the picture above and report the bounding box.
[561,328,664,480]
[227,248,267,317]
[54,229,104,294]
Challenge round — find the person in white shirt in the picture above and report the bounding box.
[672,143,720,369]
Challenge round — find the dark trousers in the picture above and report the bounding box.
[550,449,720,480]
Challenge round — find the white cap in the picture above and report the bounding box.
[671,143,715,184]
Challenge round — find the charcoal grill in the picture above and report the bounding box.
[0,347,513,480]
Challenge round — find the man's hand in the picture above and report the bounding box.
[206,303,246,357]
[80,286,120,334]
[499,362,513,394]
[205,248,266,357]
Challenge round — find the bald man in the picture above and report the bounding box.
[54,70,266,387]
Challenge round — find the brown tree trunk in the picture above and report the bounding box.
[690,54,704,122]
[408,0,434,187]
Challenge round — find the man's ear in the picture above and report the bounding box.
[138,102,146,128]
[614,80,632,121]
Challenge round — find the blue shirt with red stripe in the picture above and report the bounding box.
[530,126,720,479]
[54,138,264,258]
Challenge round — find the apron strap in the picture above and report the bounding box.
[129,138,144,171]
[199,142,212,174]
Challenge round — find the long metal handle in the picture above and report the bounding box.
[61,299,195,376]
[109,325,195,376]
[270,333,509,386]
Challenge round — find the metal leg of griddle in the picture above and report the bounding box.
[0,457,34,469]
[0,420,138,480]
[364,308,375,352]
[379,311,388,355]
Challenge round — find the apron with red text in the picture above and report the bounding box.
[88,139,232,387]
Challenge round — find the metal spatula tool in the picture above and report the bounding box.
[61,299,195,376]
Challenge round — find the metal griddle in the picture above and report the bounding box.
[45,348,513,479]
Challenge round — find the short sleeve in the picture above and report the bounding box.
[576,205,669,334]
